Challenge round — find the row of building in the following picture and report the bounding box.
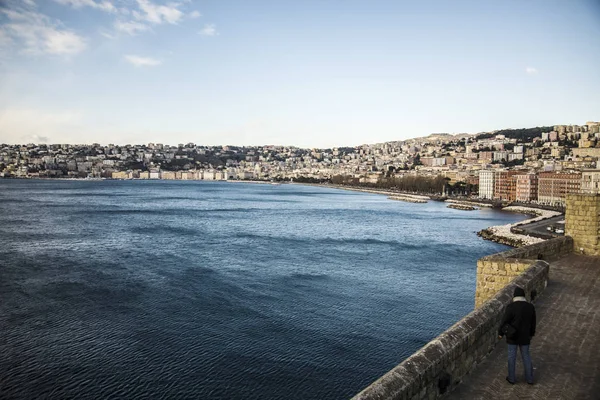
[478,169,600,206]
[111,169,233,181]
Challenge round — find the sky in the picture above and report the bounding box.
[0,0,599,148]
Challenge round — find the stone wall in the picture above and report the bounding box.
[566,193,600,256]
[475,236,572,307]
[351,261,549,400]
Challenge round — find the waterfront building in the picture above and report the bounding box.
[478,170,495,199]
[515,173,538,202]
[538,171,582,206]
[493,170,520,201]
[111,171,130,179]
[161,171,176,180]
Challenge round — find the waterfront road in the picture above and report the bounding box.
[448,254,600,400]
[517,215,565,238]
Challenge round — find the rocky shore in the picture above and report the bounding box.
[477,206,562,247]
[314,184,564,248]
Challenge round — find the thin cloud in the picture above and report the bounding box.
[525,67,538,75]
[199,24,218,36]
[189,10,202,19]
[0,5,87,55]
[99,30,117,39]
[114,20,149,35]
[53,0,117,13]
[133,0,184,24]
[44,30,87,54]
[124,54,162,67]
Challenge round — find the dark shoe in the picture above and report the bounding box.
[527,382,534,385]
[506,377,515,385]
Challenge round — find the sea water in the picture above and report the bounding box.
[0,180,526,399]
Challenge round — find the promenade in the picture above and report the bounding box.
[448,254,600,400]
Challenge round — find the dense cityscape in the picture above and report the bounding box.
[2,120,599,207]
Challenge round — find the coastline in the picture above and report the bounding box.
[310,184,563,248]
[1,178,564,248]
[477,206,562,247]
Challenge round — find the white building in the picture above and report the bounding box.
[493,151,509,162]
[478,170,495,199]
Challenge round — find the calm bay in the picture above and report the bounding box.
[0,180,527,399]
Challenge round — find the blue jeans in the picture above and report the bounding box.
[507,344,533,383]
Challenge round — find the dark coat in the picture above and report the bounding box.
[498,299,536,345]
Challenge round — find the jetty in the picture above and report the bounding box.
[447,203,477,211]
[388,195,428,203]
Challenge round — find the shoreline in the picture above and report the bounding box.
[476,206,562,247]
[2,179,564,248]
[311,184,563,248]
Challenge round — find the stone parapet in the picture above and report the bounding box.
[352,261,550,400]
[566,193,600,256]
[474,236,572,307]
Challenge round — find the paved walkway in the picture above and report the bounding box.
[448,254,600,400]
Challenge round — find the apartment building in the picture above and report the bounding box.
[478,170,495,199]
[494,170,520,201]
[515,173,538,202]
[538,171,582,206]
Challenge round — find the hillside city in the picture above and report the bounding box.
[2,120,600,207]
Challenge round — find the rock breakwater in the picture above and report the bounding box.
[478,206,562,247]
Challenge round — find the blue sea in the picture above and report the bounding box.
[0,180,526,399]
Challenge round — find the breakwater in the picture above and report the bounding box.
[447,203,477,211]
[388,195,428,203]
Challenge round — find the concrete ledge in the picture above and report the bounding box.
[352,261,549,400]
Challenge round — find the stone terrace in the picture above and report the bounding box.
[447,254,600,400]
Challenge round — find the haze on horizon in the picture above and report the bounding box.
[0,0,599,148]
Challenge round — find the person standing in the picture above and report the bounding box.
[498,286,537,384]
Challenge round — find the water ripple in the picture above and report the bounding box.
[0,180,528,400]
